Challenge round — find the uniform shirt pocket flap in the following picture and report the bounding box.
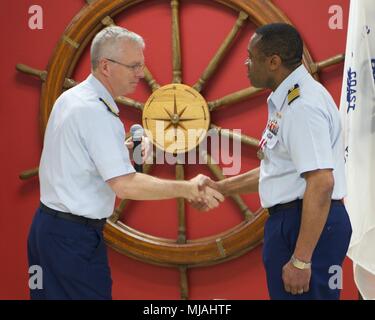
[266,133,279,149]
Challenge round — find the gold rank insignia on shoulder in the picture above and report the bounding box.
[287,84,300,105]
[99,97,119,117]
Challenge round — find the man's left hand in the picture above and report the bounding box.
[125,136,152,163]
[282,260,311,295]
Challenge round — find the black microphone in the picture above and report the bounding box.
[130,124,144,173]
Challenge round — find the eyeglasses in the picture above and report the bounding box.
[105,58,145,72]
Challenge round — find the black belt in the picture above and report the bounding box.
[40,202,107,228]
[267,199,343,216]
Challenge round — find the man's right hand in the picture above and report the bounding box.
[187,174,224,211]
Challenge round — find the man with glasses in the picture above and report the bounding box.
[105,57,145,72]
[27,26,223,300]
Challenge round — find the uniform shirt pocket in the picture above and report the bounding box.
[265,132,279,149]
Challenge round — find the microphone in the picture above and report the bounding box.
[130,124,144,173]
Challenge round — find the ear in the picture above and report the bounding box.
[269,55,282,71]
[98,58,111,77]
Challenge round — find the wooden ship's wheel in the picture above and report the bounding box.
[17,0,344,299]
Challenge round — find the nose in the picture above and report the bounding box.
[136,67,145,79]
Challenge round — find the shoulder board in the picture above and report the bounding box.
[99,98,119,117]
[287,84,300,105]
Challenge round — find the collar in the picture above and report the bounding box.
[86,74,120,115]
[267,64,309,111]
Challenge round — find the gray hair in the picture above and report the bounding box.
[90,26,145,70]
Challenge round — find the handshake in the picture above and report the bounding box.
[186,174,224,212]
[125,134,238,211]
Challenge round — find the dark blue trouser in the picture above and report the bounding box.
[263,201,352,300]
[27,207,112,300]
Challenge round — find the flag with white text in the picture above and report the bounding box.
[340,0,375,300]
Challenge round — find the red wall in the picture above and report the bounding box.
[0,0,357,299]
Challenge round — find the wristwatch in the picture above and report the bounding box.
[290,255,311,270]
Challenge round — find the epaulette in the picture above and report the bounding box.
[287,84,300,105]
[99,97,119,117]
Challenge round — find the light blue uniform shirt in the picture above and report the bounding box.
[39,74,135,219]
[259,65,346,208]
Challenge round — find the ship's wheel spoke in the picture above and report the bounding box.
[115,96,144,111]
[16,64,144,111]
[143,67,162,92]
[201,151,254,221]
[176,161,189,300]
[208,86,264,111]
[310,53,345,74]
[210,123,259,148]
[193,11,248,92]
[171,0,182,83]
[207,53,345,111]
[179,265,189,300]
[109,163,154,223]
[19,167,39,180]
[176,162,186,244]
